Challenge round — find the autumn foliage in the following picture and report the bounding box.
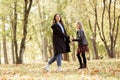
[0,59,119,80]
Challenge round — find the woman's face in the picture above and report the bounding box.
[55,15,61,22]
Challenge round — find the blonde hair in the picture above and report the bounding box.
[76,21,83,29]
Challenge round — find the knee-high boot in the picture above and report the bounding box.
[82,52,87,68]
[77,54,83,69]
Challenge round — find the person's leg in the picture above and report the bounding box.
[44,55,57,71]
[56,53,62,66]
[82,52,87,68]
[56,53,62,71]
[76,53,83,69]
[48,55,57,65]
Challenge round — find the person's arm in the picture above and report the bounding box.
[72,30,83,42]
[72,38,81,41]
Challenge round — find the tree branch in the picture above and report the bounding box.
[114,15,120,48]
[101,0,106,41]
[27,0,32,15]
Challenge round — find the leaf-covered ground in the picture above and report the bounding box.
[0,59,120,80]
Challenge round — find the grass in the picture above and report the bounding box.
[0,59,120,80]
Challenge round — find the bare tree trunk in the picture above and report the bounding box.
[3,25,8,64]
[48,45,53,58]
[19,0,33,64]
[11,40,15,64]
[89,19,98,59]
[63,53,69,62]
[95,0,111,58]
[37,0,49,61]
[37,0,44,60]
[108,0,114,58]
[92,38,98,59]
[108,0,119,58]
[42,37,48,62]
[10,19,15,64]
[12,0,18,64]
[72,42,76,61]
[94,0,119,58]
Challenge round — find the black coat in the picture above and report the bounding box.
[65,36,70,52]
[73,29,88,46]
[51,23,70,55]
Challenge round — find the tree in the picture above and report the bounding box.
[87,0,99,59]
[18,0,33,64]
[95,0,120,58]
[12,0,18,64]
[2,20,9,64]
[89,19,99,59]
[37,0,48,62]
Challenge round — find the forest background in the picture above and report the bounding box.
[0,0,120,64]
[0,0,120,79]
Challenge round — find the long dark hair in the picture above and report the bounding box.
[53,13,64,26]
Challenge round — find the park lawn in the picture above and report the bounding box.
[0,59,120,80]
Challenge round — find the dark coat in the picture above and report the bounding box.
[51,23,70,55]
[65,36,70,52]
[73,29,88,46]
[73,29,89,53]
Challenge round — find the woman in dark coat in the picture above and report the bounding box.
[72,21,89,69]
[44,14,70,71]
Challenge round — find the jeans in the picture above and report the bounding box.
[48,53,62,66]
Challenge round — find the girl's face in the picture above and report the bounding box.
[55,15,61,22]
[76,23,81,29]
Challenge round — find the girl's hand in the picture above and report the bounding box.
[70,37,74,42]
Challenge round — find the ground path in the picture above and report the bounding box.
[0,59,120,80]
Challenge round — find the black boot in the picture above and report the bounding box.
[78,64,83,69]
[82,52,87,69]
[77,54,83,69]
[82,64,86,69]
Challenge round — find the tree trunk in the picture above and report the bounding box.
[37,0,49,61]
[108,0,114,58]
[3,25,8,64]
[89,19,99,59]
[48,45,53,58]
[92,40,98,59]
[11,19,15,64]
[12,0,18,64]
[18,0,33,64]
[108,0,119,58]
[72,42,76,61]
[11,39,15,64]
[93,23,99,59]
[94,0,119,58]
[42,37,48,62]
[63,53,69,62]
